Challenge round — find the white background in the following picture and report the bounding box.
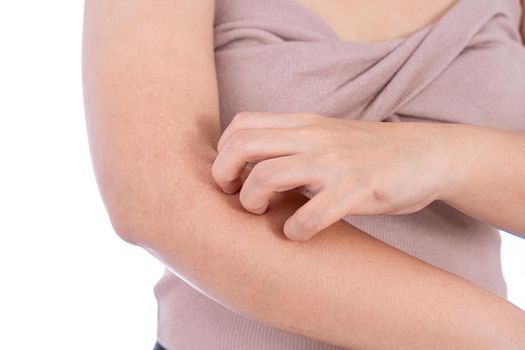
[0,1,524,349]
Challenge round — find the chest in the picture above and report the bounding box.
[214,0,525,133]
[294,0,459,43]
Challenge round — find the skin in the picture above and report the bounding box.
[214,114,452,240]
[213,113,525,241]
[82,0,525,349]
[295,0,458,43]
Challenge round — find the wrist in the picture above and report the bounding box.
[433,123,477,204]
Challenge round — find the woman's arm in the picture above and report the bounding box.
[213,115,525,239]
[82,1,525,349]
[438,124,525,237]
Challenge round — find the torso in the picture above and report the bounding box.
[157,1,525,348]
[294,0,458,43]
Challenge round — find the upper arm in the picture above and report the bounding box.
[82,0,219,238]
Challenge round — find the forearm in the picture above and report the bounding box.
[82,1,525,347]
[439,123,525,237]
[123,144,525,349]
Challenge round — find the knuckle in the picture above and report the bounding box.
[372,188,386,202]
[371,188,397,211]
[314,150,340,167]
[345,200,360,215]
[337,187,358,212]
[296,125,313,139]
[297,124,326,143]
[211,153,238,182]
[210,161,233,185]
[232,111,251,126]
[301,124,332,144]
[239,191,265,213]
[341,188,368,215]
[228,130,251,152]
[323,150,341,163]
[251,161,275,186]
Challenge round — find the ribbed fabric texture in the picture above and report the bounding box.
[155,0,525,348]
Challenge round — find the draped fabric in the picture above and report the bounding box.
[154,0,525,348]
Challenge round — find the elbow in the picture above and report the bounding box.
[90,167,176,247]
[99,185,188,248]
[106,204,168,248]
[109,212,140,246]
[96,181,161,247]
[102,198,144,246]
[89,143,217,248]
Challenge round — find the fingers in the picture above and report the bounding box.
[283,189,358,241]
[239,154,321,214]
[213,111,358,241]
[217,111,321,152]
[211,128,306,194]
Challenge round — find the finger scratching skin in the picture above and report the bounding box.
[283,215,317,242]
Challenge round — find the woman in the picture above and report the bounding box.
[82,0,525,349]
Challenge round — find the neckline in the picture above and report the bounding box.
[287,0,465,46]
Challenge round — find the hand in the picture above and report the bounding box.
[212,112,454,241]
